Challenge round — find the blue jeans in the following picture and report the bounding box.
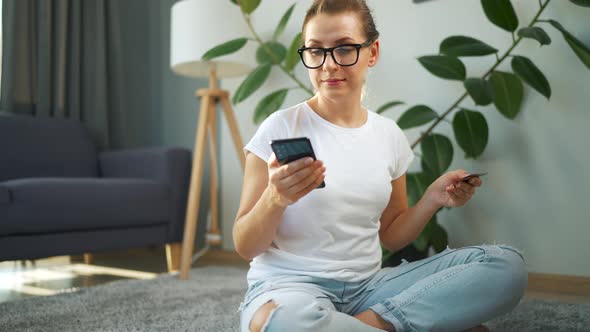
[238,245,527,332]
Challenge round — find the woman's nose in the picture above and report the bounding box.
[322,52,339,71]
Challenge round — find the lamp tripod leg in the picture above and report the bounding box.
[207,97,221,246]
[179,95,211,280]
[179,89,246,280]
[220,95,246,170]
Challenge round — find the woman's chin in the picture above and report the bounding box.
[320,87,356,100]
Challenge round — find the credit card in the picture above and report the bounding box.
[461,172,488,182]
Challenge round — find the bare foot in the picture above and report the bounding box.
[462,325,490,332]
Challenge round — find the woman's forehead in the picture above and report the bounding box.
[304,12,364,45]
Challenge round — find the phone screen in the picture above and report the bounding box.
[270,137,325,188]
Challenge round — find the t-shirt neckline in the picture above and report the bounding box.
[303,101,372,134]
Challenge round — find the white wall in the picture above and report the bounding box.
[219,0,590,276]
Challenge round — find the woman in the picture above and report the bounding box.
[233,1,527,331]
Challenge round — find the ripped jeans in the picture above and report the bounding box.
[238,245,527,332]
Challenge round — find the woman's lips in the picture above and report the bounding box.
[322,78,345,86]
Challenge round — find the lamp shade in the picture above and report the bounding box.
[170,0,251,78]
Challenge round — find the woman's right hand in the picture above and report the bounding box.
[266,153,326,207]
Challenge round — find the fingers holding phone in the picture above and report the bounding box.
[281,157,326,195]
[267,152,326,207]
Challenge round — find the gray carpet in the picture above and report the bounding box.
[0,266,588,331]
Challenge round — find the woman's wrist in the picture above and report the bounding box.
[421,187,445,212]
[264,185,289,209]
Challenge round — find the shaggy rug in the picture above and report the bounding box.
[0,266,587,331]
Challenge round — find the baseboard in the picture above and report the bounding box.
[528,272,590,297]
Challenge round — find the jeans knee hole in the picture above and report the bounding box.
[250,300,279,332]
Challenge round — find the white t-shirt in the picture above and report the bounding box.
[243,101,414,283]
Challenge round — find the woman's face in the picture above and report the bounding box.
[303,12,379,100]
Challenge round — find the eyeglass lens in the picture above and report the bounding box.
[301,45,359,68]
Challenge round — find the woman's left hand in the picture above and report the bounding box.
[424,169,483,208]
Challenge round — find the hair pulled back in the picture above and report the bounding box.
[302,0,380,44]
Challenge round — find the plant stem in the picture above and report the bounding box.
[242,13,314,96]
[411,0,552,149]
[411,92,468,149]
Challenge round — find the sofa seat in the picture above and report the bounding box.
[0,178,171,236]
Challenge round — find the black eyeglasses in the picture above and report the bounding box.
[297,40,373,69]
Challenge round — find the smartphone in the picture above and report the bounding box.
[269,137,325,189]
[461,172,488,182]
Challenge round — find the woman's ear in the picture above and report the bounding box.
[368,39,380,67]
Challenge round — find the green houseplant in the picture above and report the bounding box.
[205,0,590,261]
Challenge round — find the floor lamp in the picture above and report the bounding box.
[170,0,250,280]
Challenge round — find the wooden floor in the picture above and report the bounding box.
[0,246,588,304]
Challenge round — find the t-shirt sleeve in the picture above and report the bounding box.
[243,112,287,163]
[390,124,415,180]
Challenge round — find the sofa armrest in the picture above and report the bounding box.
[0,184,11,206]
[99,147,191,241]
[99,147,188,182]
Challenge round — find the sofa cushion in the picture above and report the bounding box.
[0,185,11,205]
[0,114,98,181]
[0,178,171,236]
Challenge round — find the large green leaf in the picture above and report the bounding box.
[413,231,430,252]
[439,36,498,57]
[273,4,296,41]
[284,33,302,72]
[570,0,590,7]
[429,220,448,253]
[420,159,437,184]
[253,89,288,124]
[418,55,466,81]
[489,71,523,119]
[232,64,272,104]
[421,134,454,178]
[464,78,494,106]
[481,0,519,32]
[256,42,287,65]
[511,56,551,99]
[406,172,431,207]
[518,27,551,46]
[548,20,590,70]
[239,0,261,14]
[376,101,405,114]
[453,109,489,159]
[397,105,439,129]
[201,38,248,61]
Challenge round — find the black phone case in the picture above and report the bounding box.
[270,137,325,188]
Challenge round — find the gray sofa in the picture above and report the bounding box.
[0,113,191,268]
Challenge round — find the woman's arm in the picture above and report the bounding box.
[232,152,326,260]
[379,170,482,252]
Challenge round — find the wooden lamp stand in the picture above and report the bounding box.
[178,67,245,280]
